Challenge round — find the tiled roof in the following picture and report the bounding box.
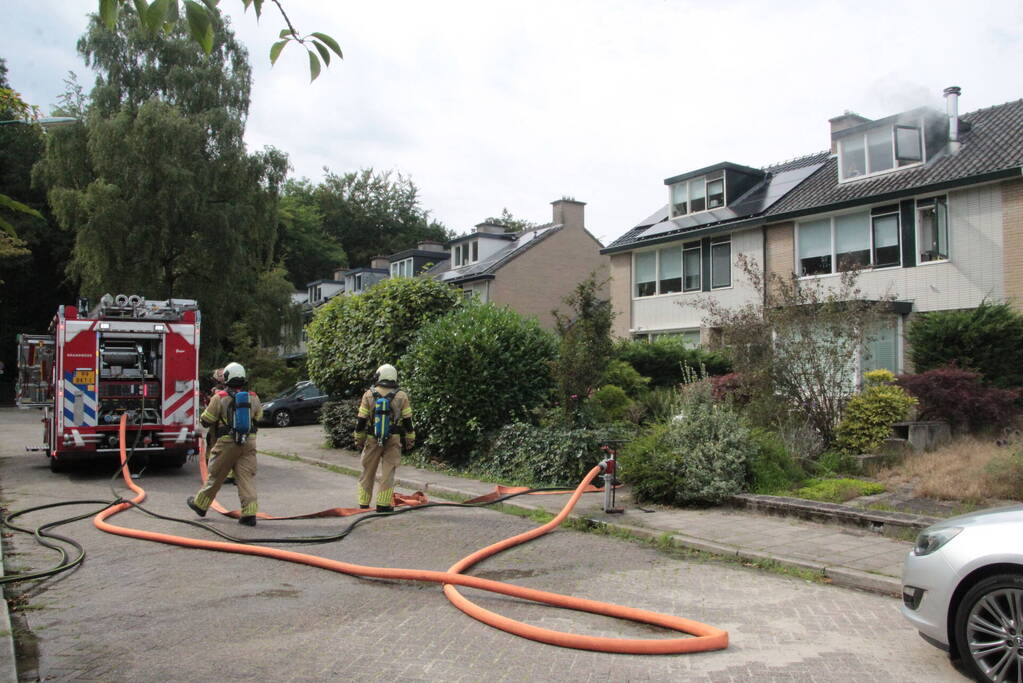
[766,99,1023,217]
[605,99,1023,252]
[429,223,563,283]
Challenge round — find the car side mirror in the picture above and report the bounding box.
[295,396,305,401]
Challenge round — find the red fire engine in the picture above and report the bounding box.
[16,294,202,472]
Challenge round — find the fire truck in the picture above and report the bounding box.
[16,294,202,472]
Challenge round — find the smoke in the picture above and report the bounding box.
[868,77,946,115]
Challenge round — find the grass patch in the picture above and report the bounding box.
[790,478,885,503]
[874,436,1023,503]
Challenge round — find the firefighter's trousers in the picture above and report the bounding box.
[358,435,401,507]
[194,438,258,516]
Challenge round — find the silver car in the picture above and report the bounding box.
[902,505,1023,683]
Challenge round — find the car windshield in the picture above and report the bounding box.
[272,385,302,400]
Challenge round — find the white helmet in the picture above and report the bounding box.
[374,363,398,388]
[223,362,246,387]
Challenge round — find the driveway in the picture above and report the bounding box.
[1,408,965,681]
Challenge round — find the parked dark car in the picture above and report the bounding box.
[258,381,328,427]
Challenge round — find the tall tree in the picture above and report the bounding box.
[34,10,293,363]
[277,178,346,288]
[0,59,76,401]
[315,168,452,268]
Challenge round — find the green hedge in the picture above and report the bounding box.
[475,422,612,486]
[614,337,731,388]
[401,302,558,465]
[307,277,462,397]
[618,383,755,504]
[320,398,361,449]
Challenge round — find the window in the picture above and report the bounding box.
[659,246,682,294]
[353,274,363,291]
[635,244,702,297]
[472,240,479,262]
[872,212,900,267]
[453,242,473,267]
[669,174,725,217]
[689,178,707,213]
[635,251,656,297]
[710,238,730,289]
[707,178,725,209]
[798,209,901,276]
[861,319,899,377]
[683,243,701,291]
[799,218,832,276]
[390,258,413,278]
[918,196,949,263]
[839,123,923,181]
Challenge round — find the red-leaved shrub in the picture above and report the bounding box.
[711,372,751,404]
[897,366,1020,431]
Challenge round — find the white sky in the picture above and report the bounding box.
[6,0,1023,249]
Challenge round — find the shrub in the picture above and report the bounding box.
[635,386,679,424]
[601,359,650,398]
[791,478,885,503]
[907,301,1023,389]
[589,385,633,423]
[613,337,731,388]
[618,381,756,505]
[476,422,610,486]
[319,399,362,449]
[835,369,917,455]
[748,428,804,494]
[552,274,615,422]
[307,277,463,397]
[710,372,751,404]
[897,366,1021,432]
[401,302,558,465]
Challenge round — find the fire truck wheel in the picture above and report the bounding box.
[49,455,68,473]
[273,409,292,428]
[166,454,187,468]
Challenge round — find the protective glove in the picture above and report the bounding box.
[404,437,415,451]
[354,431,366,451]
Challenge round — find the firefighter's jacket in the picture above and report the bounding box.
[201,389,263,443]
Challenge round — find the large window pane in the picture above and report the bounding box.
[635,251,656,297]
[659,246,682,293]
[840,135,866,179]
[711,242,731,288]
[834,212,870,271]
[683,245,701,291]
[707,178,725,209]
[671,183,688,215]
[895,126,922,164]
[689,178,707,212]
[862,320,898,376]
[872,214,900,267]
[918,197,948,262]
[867,126,894,174]
[799,219,832,275]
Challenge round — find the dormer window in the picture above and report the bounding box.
[670,171,725,217]
[838,122,924,182]
[390,257,413,278]
[453,240,479,267]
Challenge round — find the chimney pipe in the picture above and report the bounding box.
[944,86,962,155]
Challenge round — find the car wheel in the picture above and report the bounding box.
[955,573,1023,683]
[274,409,292,428]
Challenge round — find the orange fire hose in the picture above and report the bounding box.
[93,416,729,654]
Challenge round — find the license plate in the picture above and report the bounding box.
[73,370,96,384]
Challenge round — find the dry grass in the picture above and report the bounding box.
[874,436,1023,503]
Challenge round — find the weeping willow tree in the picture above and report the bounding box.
[34,9,298,362]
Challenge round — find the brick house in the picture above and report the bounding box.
[601,87,1023,376]
[426,198,608,328]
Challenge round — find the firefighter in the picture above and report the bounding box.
[354,364,415,512]
[187,362,263,525]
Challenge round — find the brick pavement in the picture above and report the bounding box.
[0,410,966,681]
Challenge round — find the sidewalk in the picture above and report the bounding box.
[261,431,913,596]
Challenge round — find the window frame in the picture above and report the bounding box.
[633,242,703,298]
[710,237,731,289]
[838,119,925,182]
[796,208,902,278]
[669,173,727,218]
[916,195,950,265]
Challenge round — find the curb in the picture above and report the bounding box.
[0,524,19,683]
[731,493,940,538]
[287,452,902,597]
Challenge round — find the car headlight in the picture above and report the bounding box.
[913,527,963,556]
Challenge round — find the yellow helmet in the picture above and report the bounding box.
[374,364,398,388]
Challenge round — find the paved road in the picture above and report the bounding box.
[0,408,965,682]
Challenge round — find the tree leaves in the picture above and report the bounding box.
[98,0,343,82]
